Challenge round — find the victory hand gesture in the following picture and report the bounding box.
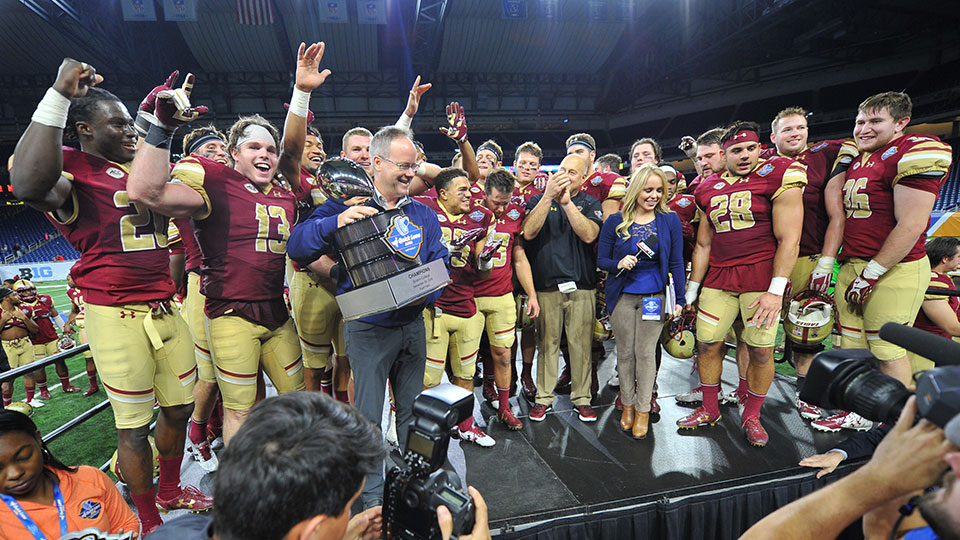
[295,41,332,92]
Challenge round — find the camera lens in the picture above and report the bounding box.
[833,366,911,424]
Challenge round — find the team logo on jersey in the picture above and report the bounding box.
[506,208,521,221]
[594,210,603,219]
[469,210,485,222]
[79,500,102,519]
[676,198,692,207]
[756,163,775,177]
[881,146,898,160]
[714,182,726,190]
[105,167,124,179]
[810,142,828,152]
[590,175,602,186]
[436,213,447,222]
[119,310,136,319]
[244,183,259,193]
[470,186,481,193]
[385,215,423,259]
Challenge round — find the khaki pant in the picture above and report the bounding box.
[535,289,595,406]
[610,293,666,412]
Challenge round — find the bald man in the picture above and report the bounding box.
[522,154,603,422]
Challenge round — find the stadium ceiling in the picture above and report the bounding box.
[1,0,959,162]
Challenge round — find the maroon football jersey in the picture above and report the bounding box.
[171,217,201,272]
[580,171,624,203]
[22,295,58,344]
[841,134,952,263]
[696,157,807,290]
[763,140,853,256]
[515,182,543,206]
[416,196,493,318]
[468,183,486,205]
[914,272,959,339]
[38,147,175,306]
[67,287,86,323]
[472,199,525,297]
[294,166,325,224]
[667,193,697,262]
[172,156,296,329]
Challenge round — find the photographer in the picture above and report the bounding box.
[150,392,491,540]
[741,396,958,540]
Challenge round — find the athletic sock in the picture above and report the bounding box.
[2,393,11,406]
[131,491,162,530]
[736,376,748,395]
[58,375,71,388]
[334,390,349,403]
[156,455,183,500]
[742,390,766,420]
[25,385,34,403]
[497,387,510,413]
[458,417,474,432]
[796,375,806,393]
[37,382,48,396]
[319,368,333,396]
[701,383,720,415]
[188,419,207,445]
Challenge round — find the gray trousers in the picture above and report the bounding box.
[610,293,666,412]
[344,315,427,505]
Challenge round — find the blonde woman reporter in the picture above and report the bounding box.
[597,165,685,439]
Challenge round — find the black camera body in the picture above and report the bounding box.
[801,348,960,427]
[383,385,476,540]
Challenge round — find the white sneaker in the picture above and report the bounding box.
[458,423,495,447]
[607,375,620,388]
[811,411,873,432]
[188,440,219,473]
[675,385,704,404]
[28,399,45,408]
[385,406,398,447]
[720,388,742,405]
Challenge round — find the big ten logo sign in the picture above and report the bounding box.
[17,267,54,281]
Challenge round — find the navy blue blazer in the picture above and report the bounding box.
[597,211,686,315]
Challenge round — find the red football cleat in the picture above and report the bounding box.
[498,408,524,431]
[676,407,722,429]
[62,384,81,394]
[82,385,99,397]
[742,416,769,448]
[155,485,214,513]
[529,403,550,422]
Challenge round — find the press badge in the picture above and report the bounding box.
[641,297,662,320]
[558,281,578,293]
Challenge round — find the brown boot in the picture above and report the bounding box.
[633,411,650,439]
[620,405,635,431]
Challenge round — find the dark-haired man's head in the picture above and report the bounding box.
[484,168,516,218]
[213,392,384,540]
[66,87,136,164]
[720,121,762,177]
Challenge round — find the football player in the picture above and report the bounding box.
[416,168,497,446]
[11,60,211,532]
[679,121,807,447]
[596,153,623,175]
[173,126,229,472]
[127,43,328,444]
[14,279,79,396]
[765,107,857,421]
[0,287,40,407]
[567,132,626,220]
[629,137,660,173]
[812,92,952,432]
[908,237,960,372]
[64,270,99,397]
[473,168,540,429]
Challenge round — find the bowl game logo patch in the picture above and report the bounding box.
[386,215,423,259]
[469,210,485,222]
[506,208,521,221]
[79,500,102,520]
[756,163,775,177]
[809,142,828,152]
[881,146,898,160]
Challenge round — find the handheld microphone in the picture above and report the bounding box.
[878,322,960,367]
[615,234,658,278]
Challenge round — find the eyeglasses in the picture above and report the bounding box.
[378,156,423,173]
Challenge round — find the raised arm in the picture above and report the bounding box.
[11,58,101,213]
[279,41,332,191]
[560,189,599,243]
[395,75,431,129]
[127,72,208,218]
[439,102,480,183]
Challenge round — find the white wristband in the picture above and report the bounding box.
[863,260,889,280]
[813,256,835,274]
[685,281,700,305]
[32,88,71,129]
[768,276,788,296]
[395,112,414,130]
[288,87,311,118]
[416,162,427,177]
[478,257,494,271]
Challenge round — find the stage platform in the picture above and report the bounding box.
[463,343,863,540]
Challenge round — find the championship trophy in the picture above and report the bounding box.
[317,158,450,320]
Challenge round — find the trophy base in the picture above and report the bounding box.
[336,258,451,321]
